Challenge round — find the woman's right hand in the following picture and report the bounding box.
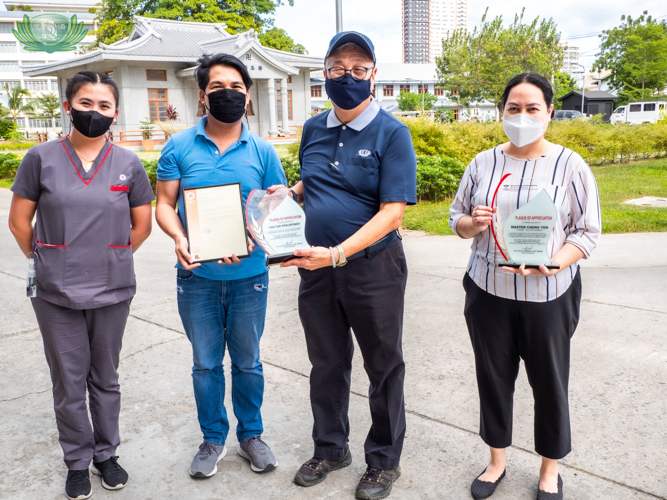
[471,205,496,230]
[266,184,287,194]
[175,235,201,270]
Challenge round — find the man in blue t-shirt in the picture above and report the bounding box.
[156,54,286,479]
[270,32,417,500]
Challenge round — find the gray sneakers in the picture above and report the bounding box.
[190,441,227,478]
[238,436,278,473]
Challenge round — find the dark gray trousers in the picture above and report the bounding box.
[298,239,408,470]
[31,297,131,470]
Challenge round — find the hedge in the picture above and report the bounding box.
[401,117,667,166]
[0,152,22,179]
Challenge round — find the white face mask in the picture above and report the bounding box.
[503,113,549,148]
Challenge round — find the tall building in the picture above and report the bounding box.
[402,0,467,64]
[560,41,580,75]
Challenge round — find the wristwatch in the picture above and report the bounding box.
[335,245,347,267]
[289,189,298,202]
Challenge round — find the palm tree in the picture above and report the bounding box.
[4,84,34,124]
[32,92,61,130]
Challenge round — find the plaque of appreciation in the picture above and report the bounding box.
[245,187,309,266]
[182,183,250,263]
[491,173,560,270]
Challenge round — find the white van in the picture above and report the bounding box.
[610,101,667,124]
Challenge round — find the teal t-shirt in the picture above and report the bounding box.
[157,118,287,281]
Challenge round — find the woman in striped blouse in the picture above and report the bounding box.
[450,73,601,500]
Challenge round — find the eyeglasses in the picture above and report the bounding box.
[326,66,375,82]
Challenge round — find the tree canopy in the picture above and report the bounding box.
[553,72,580,110]
[435,8,564,117]
[594,11,667,103]
[396,91,438,112]
[90,0,306,53]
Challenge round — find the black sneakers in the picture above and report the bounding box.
[294,448,353,487]
[91,456,129,490]
[355,465,401,500]
[65,469,92,500]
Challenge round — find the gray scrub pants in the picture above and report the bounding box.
[31,297,131,470]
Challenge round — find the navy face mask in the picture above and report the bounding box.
[325,74,372,110]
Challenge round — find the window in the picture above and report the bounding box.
[146,69,167,82]
[643,103,656,112]
[451,88,459,97]
[629,104,641,112]
[383,85,394,97]
[614,107,625,114]
[104,70,114,79]
[276,89,293,122]
[453,108,460,120]
[148,88,168,121]
[25,80,50,91]
[0,80,20,90]
[660,104,666,111]
[21,61,46,67]
[247,100,255,116]
[0,61,19,72]
[311,85,322,98]
[0,23,13,34]
[16,117,26,128]
[418,84,428,94]
[0,43,16,53]
[399,84,410,93]
[434,87,444,96]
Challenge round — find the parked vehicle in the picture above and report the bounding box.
[610,101,667,125]
[553,110,583,120]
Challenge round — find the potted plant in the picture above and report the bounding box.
[139,117,155,151]
[155,105,186,138]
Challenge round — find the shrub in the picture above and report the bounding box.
[0,119,17,140]
[416,155,466,201]
[0,140,36,150]
[0,152,22,179]
[281,158,301,187]
[141,159,158,193]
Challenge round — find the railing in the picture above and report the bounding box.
[109,130,168,145]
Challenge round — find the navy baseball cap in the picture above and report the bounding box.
[325,31,376,64]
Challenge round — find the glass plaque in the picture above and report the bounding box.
[491,173,560,269]
[245,187,309,266]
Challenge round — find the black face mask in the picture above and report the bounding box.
[325,74,372,110]
[70,107,114,138]
[206,89,247,123]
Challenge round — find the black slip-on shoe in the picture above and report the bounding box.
[294,448,352,487]
[536,474,563,500]
[65,469,92,500]
[355,465,401,500]
[91,456,128,490]
[471,468,506,499]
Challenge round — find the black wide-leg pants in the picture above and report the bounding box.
[463,270,582,460]
[297,239,408,470]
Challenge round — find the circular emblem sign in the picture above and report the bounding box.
[186,192,196,200]
[13,14,88,54]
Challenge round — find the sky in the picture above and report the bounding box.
[273,0,667,70]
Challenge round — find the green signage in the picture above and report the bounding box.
[13,14,88,53]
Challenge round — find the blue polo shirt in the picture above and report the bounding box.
[157,117,287,280]
[299,100,417,248]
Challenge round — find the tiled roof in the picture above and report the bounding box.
[23,16,322,77]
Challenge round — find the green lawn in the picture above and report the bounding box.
[0,178,12,189]
[403,158,667,235]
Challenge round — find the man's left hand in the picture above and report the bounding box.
[281,246,333,270]
[501,263,561,277]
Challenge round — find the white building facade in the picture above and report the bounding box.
[402,0,467,64]
[560,41,580,75]
[311,63,496,121]
[0,0,98,133]
[24,17,323,146]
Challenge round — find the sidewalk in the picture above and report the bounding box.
[1,187,665,499]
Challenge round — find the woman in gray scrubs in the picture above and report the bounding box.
[8,71,154,500]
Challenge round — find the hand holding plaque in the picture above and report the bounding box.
[491,173,560,270]
[246,187,310,266]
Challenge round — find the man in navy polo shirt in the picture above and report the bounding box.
[275,32,417,500]
[156,54,285,479]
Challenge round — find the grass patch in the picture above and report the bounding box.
[403,158,667,235]
[0,178,13,189]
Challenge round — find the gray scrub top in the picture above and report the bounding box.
[11,138,155,309]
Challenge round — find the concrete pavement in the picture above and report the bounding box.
[1,186,665,500]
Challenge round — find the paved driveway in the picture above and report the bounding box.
[1,187,665,499]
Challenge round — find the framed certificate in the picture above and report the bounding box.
[183,182,250,264]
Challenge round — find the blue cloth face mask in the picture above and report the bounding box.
[325,74,372,110]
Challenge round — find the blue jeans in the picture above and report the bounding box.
[176,269,269,445]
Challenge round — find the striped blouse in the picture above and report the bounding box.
[449,145,601,302]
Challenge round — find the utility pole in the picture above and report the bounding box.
[336,0,343,33]
[576,63,586,116]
